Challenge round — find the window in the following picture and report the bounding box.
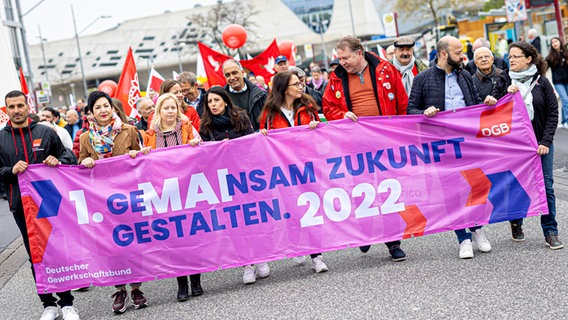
[106,50,119,54]
[143,36,155,41]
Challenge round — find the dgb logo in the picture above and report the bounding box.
[476,101,513,138]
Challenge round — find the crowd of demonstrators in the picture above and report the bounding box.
[159,79,200,131]
[322,35,409,261]
[407,36,497,259]
[545,37,568,128]
[505,42,562,249]
[222,59,267,131]
[178,71,207,117]
[3,30,565,319]
[259,71,328,273]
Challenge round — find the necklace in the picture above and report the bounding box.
[281,107,294,118]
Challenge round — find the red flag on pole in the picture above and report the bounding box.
[197,42,232,86]
[19,67,36,113]
[115,47,140,119]
[240,39,280,84]
[146,67,165,95]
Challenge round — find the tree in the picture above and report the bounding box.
[394,0,486,38]
[185,0,260,55]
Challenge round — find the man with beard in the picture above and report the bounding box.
[0,91,80,320]
[407,36,498,259]
[390,36,428,96]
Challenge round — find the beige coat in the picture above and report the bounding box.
[79,124,140,163]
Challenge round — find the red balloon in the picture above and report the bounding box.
[222,24,247,49]
[278,40,297,66]
[98,80,118,97]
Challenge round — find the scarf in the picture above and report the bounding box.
[393,56,416,97]
[211,112,232,129]
[509,64,538,120]
[155,120,183,149]
[311,78,324,90]
[476,65,498,81]
[88,113,123,159]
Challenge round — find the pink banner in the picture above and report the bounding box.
[20,93,547,293]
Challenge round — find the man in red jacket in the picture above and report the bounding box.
[322,35,408,262]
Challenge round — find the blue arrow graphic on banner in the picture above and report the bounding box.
[486,171,530,223]
[31,180,62,219]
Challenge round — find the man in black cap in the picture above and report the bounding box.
[328,59,339,72]
[391,36,428,96]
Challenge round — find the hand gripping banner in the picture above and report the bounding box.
[20,93,547,293]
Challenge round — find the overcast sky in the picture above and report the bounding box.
[23,0,223,45]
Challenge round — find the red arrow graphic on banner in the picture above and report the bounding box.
[398,205,427,239]
[461,168,492,206]
[22,195,52,264]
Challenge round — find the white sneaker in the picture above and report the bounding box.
[243,265,256,284]
[292,256,306,265]
[472,229,492,252]
[61,306,80,320]
[459,239,474,259]
[40,306,59,320]
[256,262,270,278]
[311,256,329,273]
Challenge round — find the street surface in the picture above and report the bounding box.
[0,128,567,319]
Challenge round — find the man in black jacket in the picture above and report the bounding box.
[222,59,267,131]
[464,38,508,75]
[0,91,80,320]
[471,47,510,101]
[407,37,497,260]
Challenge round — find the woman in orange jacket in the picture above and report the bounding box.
[258,70,328,273]
[141,93,202,302]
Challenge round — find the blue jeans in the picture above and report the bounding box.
[554,83,568,125]
[455,226,483,243]
[510,144,558,236]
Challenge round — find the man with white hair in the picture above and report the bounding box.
[527,28,541,53]
[465,37,508,75]
[471,47,510,101]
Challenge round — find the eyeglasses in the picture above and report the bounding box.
[181,89,191,94]
[509,54,526,60]
[288,82,305,88]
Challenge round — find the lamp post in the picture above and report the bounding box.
[71,5,111,99]
[37,25,48,82]
[176,42,186,73]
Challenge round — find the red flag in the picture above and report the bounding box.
[146,67,164,95]
[198,42,232,86]
[240,39,281,84]
[376,44,388,60]
[115,47,140,118]
[19,67,36,113]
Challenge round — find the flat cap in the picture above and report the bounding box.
[394,36,415,47]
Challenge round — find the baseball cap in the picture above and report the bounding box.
[288,66,305,78]
[393,36,415,48]
[329,59,339,66]
[275,55,288,64]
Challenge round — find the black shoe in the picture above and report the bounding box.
[191,280,204,297]
[388,245,406,262]
[359,245,371,253]
[511,223,525,242]
[545,234,564,250]
[177,284,190,302]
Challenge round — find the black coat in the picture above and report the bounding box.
[200,114,254,142]
[224,78,267,131]
[64,118,83,138]
[500,74,558,147]
[0,121,74,213]
[472,67,510,100]
[407,64,482,114]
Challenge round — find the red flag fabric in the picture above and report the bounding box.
[146,67,164,95]
[198,42,232,86]
[240,39,280,84]
[19,67,36,113]
[115,47,140,118]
